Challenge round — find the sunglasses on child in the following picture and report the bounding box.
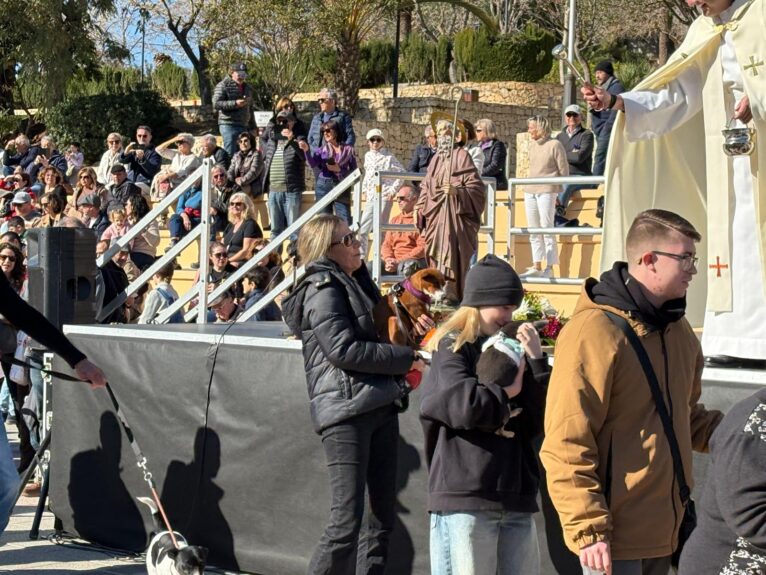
[331,231,358,248]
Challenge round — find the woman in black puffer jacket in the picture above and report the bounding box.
[282,214,425,575]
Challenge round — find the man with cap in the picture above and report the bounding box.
[260,109,306,243]
[590,61,624,177]
[307,87,356,153]
[108,164,142,211]
[10,191,41,224]
[358,128,405,257]
[77,193,109,238]
[213,63,257,157]
[419,253,549,575]
[555,104,595,214]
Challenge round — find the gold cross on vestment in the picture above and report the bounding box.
[745,55,765,77]
[709,256,729,277]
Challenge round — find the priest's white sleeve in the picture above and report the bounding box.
[621,65,704,141]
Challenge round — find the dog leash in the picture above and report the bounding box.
[1,353,181,549]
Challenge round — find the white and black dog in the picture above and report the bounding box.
[138,496,208,575]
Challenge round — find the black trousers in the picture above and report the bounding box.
[308,404,399,575]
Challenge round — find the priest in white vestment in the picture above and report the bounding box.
[585,0,766,364]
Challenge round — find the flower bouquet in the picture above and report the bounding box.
[512,292,567,347]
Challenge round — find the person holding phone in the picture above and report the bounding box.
[298,120,356,225]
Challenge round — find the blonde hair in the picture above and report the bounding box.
[425,306,482,353]
[528,115,551,138]
[108,206,126,223]
[476,118,497,139]
[297,214,342,266]
[227,192,256,223]
[275,96,295,112]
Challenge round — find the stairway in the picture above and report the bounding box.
[477,185,603,317]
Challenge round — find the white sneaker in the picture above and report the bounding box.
[519,267,544,278]
[541,267,554,279]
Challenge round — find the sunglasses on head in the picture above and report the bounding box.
[369,137,383,143]
[331,231,358,248]
[0,254,16,263]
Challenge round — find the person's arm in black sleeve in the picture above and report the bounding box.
[0,273,107,387]
[419,339,509,432]
[0,272,84,367]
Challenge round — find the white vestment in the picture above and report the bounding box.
[605,0,766,359]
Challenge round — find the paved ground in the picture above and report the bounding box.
[1,421,149,573]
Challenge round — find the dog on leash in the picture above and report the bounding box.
[138,496,208,575]
[374,267,447,346]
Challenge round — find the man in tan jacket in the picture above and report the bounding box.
[540,209,723,575]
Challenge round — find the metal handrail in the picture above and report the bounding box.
[506,174,605,284]
[370,170,496,284]
[168,169,363,324]
[97,159,213,322]
[236,265,307,322]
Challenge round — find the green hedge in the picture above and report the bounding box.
[453,25,555,83]
[46,89,174,163]
[152,61,188,100]
[360,40,395,87]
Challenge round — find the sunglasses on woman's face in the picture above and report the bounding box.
[229,201,245,208]
[322,129,334,135]
[212,252,228,259]
[79,175,91,180]
[239,139,250,144]
[331,231,358,248]
[369,138,383,144]
[0,254,17,263]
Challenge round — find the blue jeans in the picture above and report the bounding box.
[168,214,201,241]
[558,182,592,210]
[430,510,540,575]
[308,405,399,575]
[592,133,610,176]
[0,408,20,534]
[27,353,44,452]
[315,176,352,226]
[267,190,302,240]
[219,123,248,158]
[0,380,14,418]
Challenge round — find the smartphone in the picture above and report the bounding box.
[326,157,336,166]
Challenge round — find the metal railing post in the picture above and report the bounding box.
[372,171,383,284]
[196,159,213,324]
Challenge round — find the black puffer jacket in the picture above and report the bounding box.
[481,139,508,190]
[282,258,414,433]
[212,78,256,128]
[260,132,307,194]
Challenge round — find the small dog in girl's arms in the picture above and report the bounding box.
[476,320,548,439]
[138,496,208,575]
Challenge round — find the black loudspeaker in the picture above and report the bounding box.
[26,228,99,330]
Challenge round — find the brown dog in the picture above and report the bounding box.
[374,268,447,347]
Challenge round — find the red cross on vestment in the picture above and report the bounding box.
[709,256,729,277]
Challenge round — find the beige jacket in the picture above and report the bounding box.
[540,281,722,560]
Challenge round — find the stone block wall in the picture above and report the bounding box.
[293,93,562,178]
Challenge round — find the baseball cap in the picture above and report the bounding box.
[11,191,32,205]
[230,62,247,74]
[366,128,384,141]
[77,193,101,208]
[565,104,582,116]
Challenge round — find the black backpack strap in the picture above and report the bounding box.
[603,311,691,505]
